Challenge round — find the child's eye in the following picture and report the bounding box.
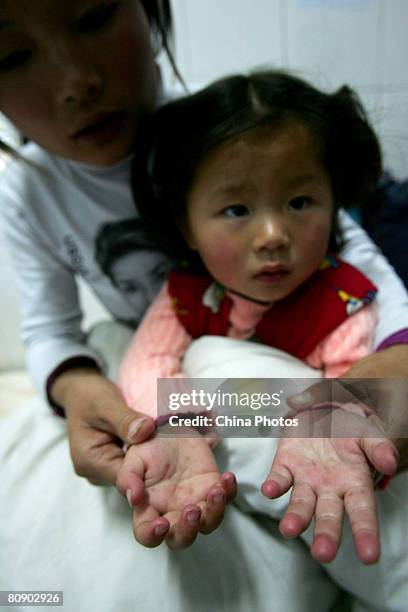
[0,49,31,72]
[288,196,312,211]
[221,204,250,218]
[77,2,120,33]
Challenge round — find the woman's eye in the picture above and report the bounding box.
[115,278,140,293]
[77,2,120,33]
[0,49,31,72]
[221,204,249,218]
[288,196,312,211]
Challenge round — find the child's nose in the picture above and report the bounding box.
[253,215,290,252]
[53,42,103,106]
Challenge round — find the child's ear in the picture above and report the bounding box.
[177,216,197,250]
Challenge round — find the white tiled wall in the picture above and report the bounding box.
[165,0,408,179]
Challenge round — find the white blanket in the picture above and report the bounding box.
[3,328,406,611]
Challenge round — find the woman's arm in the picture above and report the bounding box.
[338,209,408,346]
[306,303,377,378]
[0,169,155,487]
[335,211,408,466]
[342,345,408,471]
[0,189,103,397]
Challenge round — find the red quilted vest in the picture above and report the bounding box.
[168,256,377,360]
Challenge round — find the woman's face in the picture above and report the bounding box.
[0,0,157,165]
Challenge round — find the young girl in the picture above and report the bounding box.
[120,69,382,393]
[118,70,400,566]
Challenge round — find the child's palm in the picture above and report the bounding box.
[140,436,223,511]
[262,417,396,565]
[118,434,235,549]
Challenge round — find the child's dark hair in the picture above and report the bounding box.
[132,69,382,269]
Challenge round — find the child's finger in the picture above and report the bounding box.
[261,463,293,498]
[220,471,237,501]
[115,447,145,504]
[132,503,170,548]
[310,492,344,563]
[164,506,202,549]
[134,517,171,548]
[279,482,316,538]
[344,483,380,564]
[361,438,399,476]
[198,485,227,535]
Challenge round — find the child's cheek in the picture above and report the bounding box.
[302,219,331,261]
[200,238,243,285]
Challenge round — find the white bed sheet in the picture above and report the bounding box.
[0,328,340,612]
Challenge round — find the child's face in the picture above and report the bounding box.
[0,0,156,165]
[184,121,334,304]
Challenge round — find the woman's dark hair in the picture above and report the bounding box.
[132,69,382,269]
[140,0,185,88]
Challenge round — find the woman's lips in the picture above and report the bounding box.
[73,112,125,145]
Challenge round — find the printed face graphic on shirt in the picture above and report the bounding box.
[109,249,170,317]
[95,217,170,321]
[0,0,157,165]
[184,120,334,304]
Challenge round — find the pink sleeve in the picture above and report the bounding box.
[306,303,378,378]
[118,281,192,416]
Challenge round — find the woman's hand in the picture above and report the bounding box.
[50,367,155,485]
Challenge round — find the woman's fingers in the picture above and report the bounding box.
[287,380,353,413]
[67,425,125,486]
[90,393,155,445]
[66,377,156,486]
[344,484,380,564]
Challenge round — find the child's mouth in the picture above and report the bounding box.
[254,266,289,284]
[73,112,125,145]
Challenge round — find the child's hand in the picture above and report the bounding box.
[116,431,236,549]
[261,409,398,565]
